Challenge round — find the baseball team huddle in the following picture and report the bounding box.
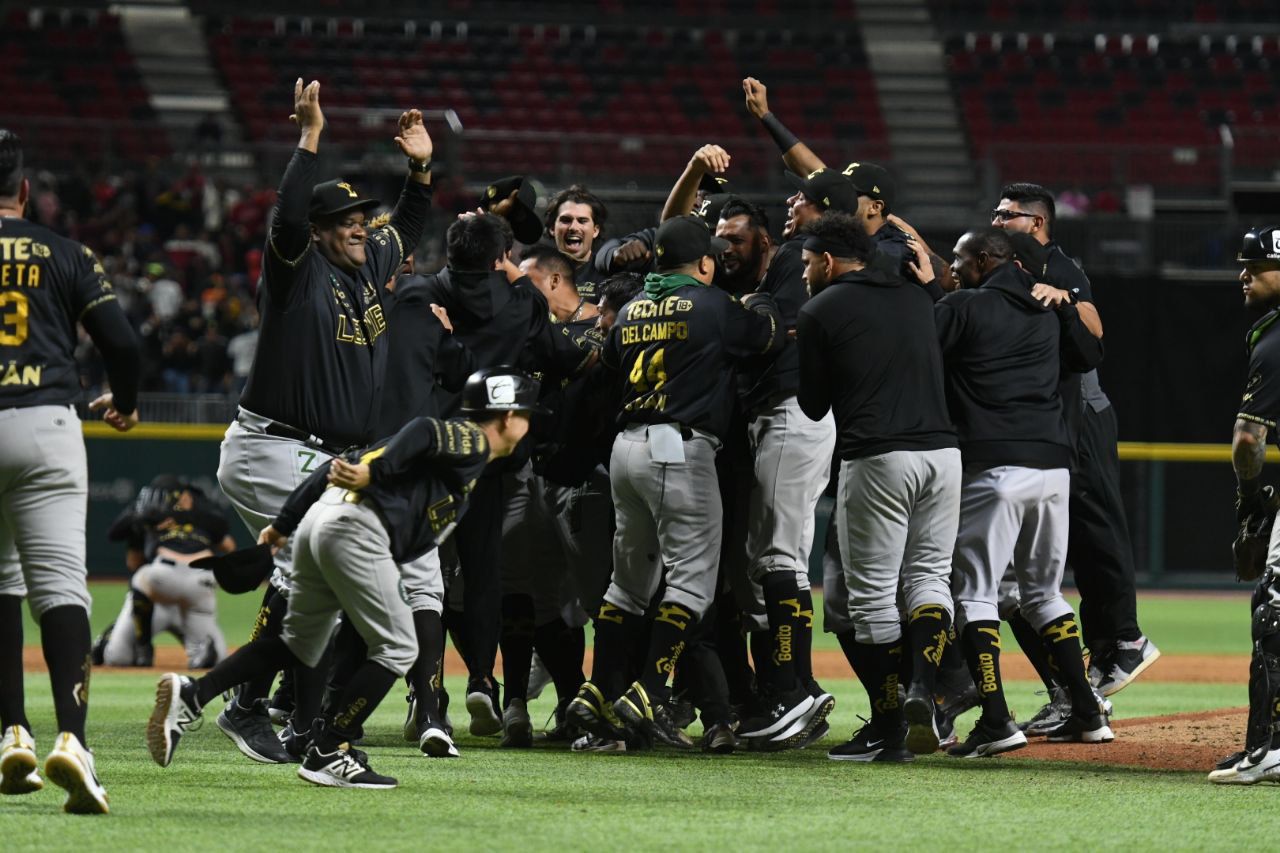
[5,72,1279,810]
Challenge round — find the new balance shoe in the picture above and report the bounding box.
[1208,745,1280,785]
[904,684,940,755]
[1045,712,1115,744]
[298,745,397,789]
[1019,686,1071,736]
[947,717,1027,758]
[1095,637,1161,697]
[0,725,42,795]
[570,733,627,753]
[217,698,293,763]
[738,685,815,740]
[567,682,626,740]
[466,679,502,737]
[419,719,460,758]
[148,672,203,767]
[828,719,912,763]
[500,698,534,748]
[702,722,739,754]
[43,733,109,815]
[613,682,695,750]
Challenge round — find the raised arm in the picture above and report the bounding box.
[264,80,325,286]
[743,77,826,176]
[661,145,731,222]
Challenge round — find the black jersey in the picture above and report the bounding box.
[0,216,138,410]
[531,316,612,486]
[1238,308,1280,442]
[736,237,806,413]
[574,246,607,303]
[107,495,231,562]
[239,149,432,447]
[274,416,490,564]
[600,276,783,441]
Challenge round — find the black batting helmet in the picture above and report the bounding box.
[1238,226,1280,263]
[459,366,549,417]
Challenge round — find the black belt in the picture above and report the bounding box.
[261,420,351,455]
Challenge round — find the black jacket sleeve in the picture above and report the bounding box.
[368,418,489,485]
[80,299,141,416]
[272,461,333,537]
[795,307,831,422]
[724,292,784,359]
[263,148,319,299]
[436,334,475,393]
[934,293,969,355]
[595,227,657,274]
[1057,305,1105,374]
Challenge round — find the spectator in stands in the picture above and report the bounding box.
[226,317,258,396]
[145,262,184,323]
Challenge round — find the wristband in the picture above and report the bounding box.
[407,157,432,174]
[760,112,799,153]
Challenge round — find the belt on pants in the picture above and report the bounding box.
[622,422,714,442]
[239,413,352,456]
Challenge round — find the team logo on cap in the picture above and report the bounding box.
[843,163,860,176]
[336,182,358,198]
[1273,231,1280,254]
[656,244,665,257]
[807,168,824,180]
[487,185,497,198]
[486,375,516,406]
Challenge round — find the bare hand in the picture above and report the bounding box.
[328,458,371,490]
[906,239,935,286]
[499,254,523,283]
[88,393,139,432]
[1030,283,1071,307]
[692,144,731,175]
[430,302,453,333]
[290,78,324,134]
[394,109,433,164]
[887,213,922,242]
[491,189,519,218]
[743,77,770,118]
[613,238,652,269]
[257,525,288,553]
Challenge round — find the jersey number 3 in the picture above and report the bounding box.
[629,348,667,392]
[0,292,29,345]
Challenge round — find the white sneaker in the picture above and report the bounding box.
[1,725,42,795]
[1209,745,1280,785]
[43,732,109,814]
[419,724,460,758]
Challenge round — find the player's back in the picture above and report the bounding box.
[0,216,113,408]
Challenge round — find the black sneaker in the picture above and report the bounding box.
[1095,637,1160,697]
[278,721,308,763]
[738,685,815,739]
[216,698,293,764]
[798,720,830,749]
[903,683,940,755]
[90,625,112,666]
[757,691,835,752]
[439,687,453,736]
[1045,711,1114,744]
[500,699,534,748]
[541,698,583,743]
[567,682,626,740]
[1216,749,1247,771]
[147,673,203,767]
[702,721,739,754]
[827,719,912,763]
[613,682,695,750]
[298,745,397,789]
[133,645,155,667]
[466,678,502,737]
[670,697,697,731]
[402,689,419,743]
[946,717,1027,758]
[268,675,295,727]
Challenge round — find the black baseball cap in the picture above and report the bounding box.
[1238,226,1280,263]
[481,175,542,245]
[654,214,730,270]
[191,544,274,595]
[784,168,859,213]
[695,192,734,227]
[460,366,550,417]
[1007,232,1051,279]
[842,162,896,211]
[699,173,733,196]
[309,179,380,222]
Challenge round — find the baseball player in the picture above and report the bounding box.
[0,129,140,814]
[95,476,235,669]
[795,212,960,763]
[937,228,1109,756]
[1209,225,1280,785]
[568,215,784,748]
[544,185,608,301]
[148,367,544,788]
[991,183,1159,702]
[213,79,433,763]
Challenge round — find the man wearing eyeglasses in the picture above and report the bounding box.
[990,183,1159,727]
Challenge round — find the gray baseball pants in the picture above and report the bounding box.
[604,424,722,618]
[281,489,417,676]
[102,563,227,667]
[0,406,91,617]
[834,448,961,644]
[952,465,1074,632]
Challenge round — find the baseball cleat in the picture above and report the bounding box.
[947,716,1028,758]
[298,745,397,789]
[43,733,109,815]
[1095,637,1161,697]
[148,673,202,767]
[799,720,831,749]
[1045,712,1114,744]
[738,685,815,739]
[1,725,42,795]
[465,679,502,737]
[1020,686,1071,736]
[828,719,913,763]
[904,685,941,755]
[500,698,534,748]
[419,721,459,758]
[570,733,628,753]
[1208,745,1280,785]
[767,691,835,752]
[567,681,626,740]
[614,682,695,750]
[217,698,293,764]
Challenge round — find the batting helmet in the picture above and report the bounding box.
[1238,226,1280,263]
[459,366,549,417]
